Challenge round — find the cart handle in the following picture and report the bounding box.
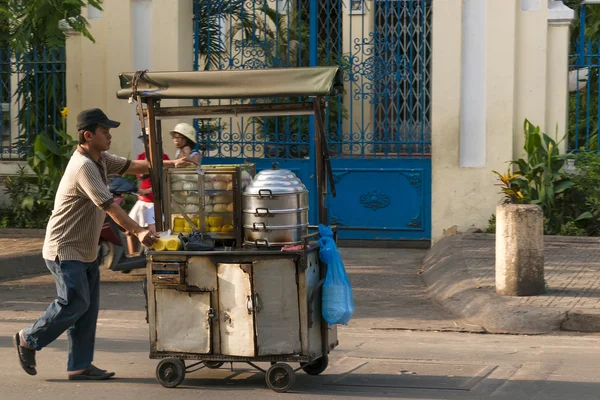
[246,294,261,314]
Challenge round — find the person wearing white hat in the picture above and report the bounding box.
[171,122,201,165]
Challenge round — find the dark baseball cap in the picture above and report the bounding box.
[76,108,121,130]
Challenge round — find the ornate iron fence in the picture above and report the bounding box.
[192,0,432,160]
[0,47,66,160]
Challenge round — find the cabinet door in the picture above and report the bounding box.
[217,263,255,356]
[155,289,211,354]
[253,259,301,356]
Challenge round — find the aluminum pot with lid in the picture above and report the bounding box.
[243,164,308,246]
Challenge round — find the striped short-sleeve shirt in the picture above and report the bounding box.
[42,146,131,262]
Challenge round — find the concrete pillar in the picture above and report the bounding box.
[459,0,487,167]
[496,204,545,296]
[131,0,153,157]
[546,1,575,154]
[513,0,548,159]
[104,0,134,158]
[65,29,82,140]
[151,0,194,158]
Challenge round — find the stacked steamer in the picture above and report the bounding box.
[243,167,308,247]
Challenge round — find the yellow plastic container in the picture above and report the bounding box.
[207,216,223,228]
[153,235,182,251]
[153,239,167,251]
[173,217,185,230]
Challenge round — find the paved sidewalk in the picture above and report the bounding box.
[0,244,478,333]
[422,233,600,334]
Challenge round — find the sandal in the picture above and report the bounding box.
[13,332,37,376]
[68,364,115,381]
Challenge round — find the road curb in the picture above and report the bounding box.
[421,234,568,334]
[562,310,600,332]
[0,229,46,281]
[0,250,46,281]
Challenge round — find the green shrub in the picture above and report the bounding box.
[485,214,496,234]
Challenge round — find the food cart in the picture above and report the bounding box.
[117,67,343,392]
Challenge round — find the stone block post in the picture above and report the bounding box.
[495,204,545,296]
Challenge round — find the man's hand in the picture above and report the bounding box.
[174,157,197,168]
[137,229,159,247]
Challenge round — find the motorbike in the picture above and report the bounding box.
[97,176,146,273]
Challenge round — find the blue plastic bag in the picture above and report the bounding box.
[318,224,354,325]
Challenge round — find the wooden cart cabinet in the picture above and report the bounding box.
[148,249,336,362]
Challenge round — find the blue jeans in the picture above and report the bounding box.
[22,258,100,372]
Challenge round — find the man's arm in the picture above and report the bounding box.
[105,202,157,246]
[124,158,195,175]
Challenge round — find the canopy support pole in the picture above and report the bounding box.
[146,98,165,232]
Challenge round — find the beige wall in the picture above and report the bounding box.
[66,2,133,157]
[430,0,573,243]
[66,0,194,159]
[431,0,517,243]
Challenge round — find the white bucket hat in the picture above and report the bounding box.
[170,122,197,144]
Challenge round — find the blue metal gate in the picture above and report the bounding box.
[193,0,431,242]
[569,2,600,152]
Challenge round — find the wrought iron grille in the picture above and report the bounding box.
[0,48,66,160]
[569,4,600,153]
[192,0,431,160]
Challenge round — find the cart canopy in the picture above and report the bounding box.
[117,67,343,100]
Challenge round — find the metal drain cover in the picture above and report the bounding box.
[328,358,497,391]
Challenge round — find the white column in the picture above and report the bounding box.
[131,0,153,157]
[459,0,487,167]
[546,1,575,153]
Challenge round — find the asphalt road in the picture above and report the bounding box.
[0,248,599,399]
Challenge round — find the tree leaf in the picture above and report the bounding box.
[554,180,574,194]
[21,196,35,211]
[35,151,47,162]
[40,134,62,156]
[575,212,593,221]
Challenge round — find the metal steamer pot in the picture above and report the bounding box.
[243,167,308,246]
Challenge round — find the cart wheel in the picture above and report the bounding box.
[300,355,329,376]
[156,358,186,388]
[203,361,224,369]
[266,363,295,393]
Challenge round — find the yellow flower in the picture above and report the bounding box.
[60,107,69,117]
